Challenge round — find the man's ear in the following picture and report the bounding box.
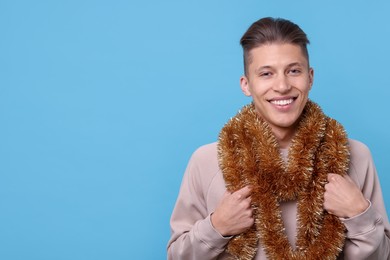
[240,75,252,97]
[309,67,314,90]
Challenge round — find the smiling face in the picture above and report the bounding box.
[240,43,314,142]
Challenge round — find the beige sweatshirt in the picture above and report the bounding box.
[168,139,390,260]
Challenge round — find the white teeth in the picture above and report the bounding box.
[270,99,293,106]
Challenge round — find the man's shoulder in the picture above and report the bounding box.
[348,138,372,159]
[191,142,218,162]
[348,139,374,178]
[186,142,221,182]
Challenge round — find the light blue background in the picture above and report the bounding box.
[1,0,389,259]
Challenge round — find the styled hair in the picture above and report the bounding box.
[240,17,310,75]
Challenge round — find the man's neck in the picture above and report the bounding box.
[272,127,296,149]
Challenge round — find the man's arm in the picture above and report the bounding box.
[167,144,254,260]
[324,140,390,259]
[167,149,228,260]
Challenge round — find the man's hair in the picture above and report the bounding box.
[240,17,310,75]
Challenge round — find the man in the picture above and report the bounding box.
[167,17,390,259]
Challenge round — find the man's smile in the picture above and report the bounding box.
[268,97,297,106]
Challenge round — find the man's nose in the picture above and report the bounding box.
[273,75,291,93]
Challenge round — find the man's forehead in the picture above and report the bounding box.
[247,44,309,69]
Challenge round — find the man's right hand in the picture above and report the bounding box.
[210,186,254,237]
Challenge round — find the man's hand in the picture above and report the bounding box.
[324,173,369,218]
[211,186,254,236]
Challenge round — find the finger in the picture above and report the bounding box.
[241,196,252,208]
[328,173,346,184]
[327,173,338,182]
[244,208,254,218]
[236,186,252,199]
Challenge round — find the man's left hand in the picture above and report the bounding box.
[323,173,370,218]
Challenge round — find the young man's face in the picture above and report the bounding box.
[240,43,313,136]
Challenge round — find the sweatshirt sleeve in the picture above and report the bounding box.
[341,140,390,260]
[167,145,230,260]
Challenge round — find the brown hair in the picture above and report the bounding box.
[240,17,310,75]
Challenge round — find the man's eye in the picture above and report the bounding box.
[260,72,272,77]
[289,69,301,74]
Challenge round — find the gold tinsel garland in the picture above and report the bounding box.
[218,101,349,260]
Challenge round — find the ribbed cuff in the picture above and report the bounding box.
[341,201,382,237]
[194,214,231,251]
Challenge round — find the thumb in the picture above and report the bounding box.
[327,173,338,182]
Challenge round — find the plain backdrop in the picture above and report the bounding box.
[1,0,389,259]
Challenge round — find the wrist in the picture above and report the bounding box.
[211,212,228,236]
[347,199,370,218]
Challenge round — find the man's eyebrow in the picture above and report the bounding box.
[254,62,304,73]
[287,62,304,68]
[254,66,272,74]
